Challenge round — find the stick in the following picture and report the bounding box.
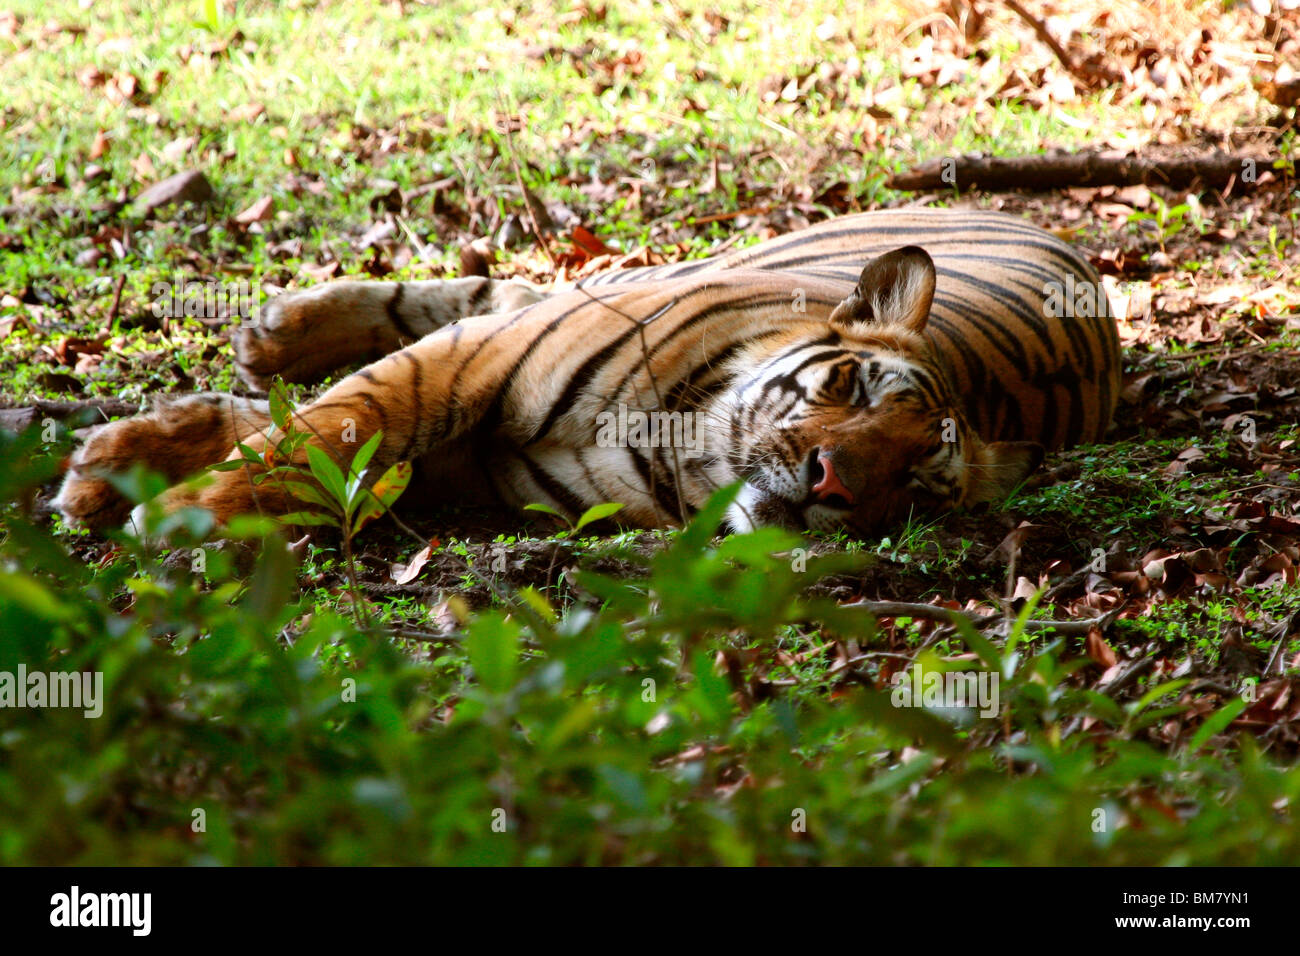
[1003,0,1119,86]
[106,273,127,327]
[496,97,556,270]
[837,599,1121,635]
[888,149,1266,192]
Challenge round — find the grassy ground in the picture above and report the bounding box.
[2,0,1300,864]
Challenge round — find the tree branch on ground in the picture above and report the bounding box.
[888,148,1268,192]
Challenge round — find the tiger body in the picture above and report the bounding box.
[56,208,1121,536]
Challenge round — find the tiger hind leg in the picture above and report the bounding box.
[234,276,546,390]
[54,394,272,531]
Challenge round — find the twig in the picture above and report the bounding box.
[1003,0,1119,87]
[2,397,141,422]
[690,205,773,226]
[496,96,556,271]
[837,599,1122,635]
[889,148,1266,192]
[384,625,463,644]
[1097,650,1158,698]
[106,273,127,327]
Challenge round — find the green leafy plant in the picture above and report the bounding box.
[1127,194,1203,253]
[2,431,1300,865]
[223,383,413,625]
[523,500,626,537]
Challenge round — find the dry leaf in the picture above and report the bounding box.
[235,196,275,224]
[391,544,433,585]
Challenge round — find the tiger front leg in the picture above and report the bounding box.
[235,277,546,390]
[56,395,272,531]
[155,389,401,530]
[168,327,507,530]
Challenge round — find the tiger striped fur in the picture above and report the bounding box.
[56,208,1121,536]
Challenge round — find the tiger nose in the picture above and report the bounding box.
[810,448,855,506]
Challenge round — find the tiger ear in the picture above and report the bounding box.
[965,440,1044,504]
[829,245,935,334]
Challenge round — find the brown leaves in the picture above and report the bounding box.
[552,225,613,274]
[77,65,162,107]
[1086,627,1119,669]
[134,169,214,214]
[51,335,107,375]
[985,521,1038,567]
[390,542,439,585]
[234,195,274,225]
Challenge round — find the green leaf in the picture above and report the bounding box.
[515,586,556,623]
[853,690,961,757]
[349,431,384,479]
[677,482,741,553]
[688,649,733,727]
[1128,679,1190,717]
[236,441,265,464]
[305,445,347,506]
[523,502,572,532]
[0,571,78,622]
[573,501,624,533]
[268,383,292,431]
[278,511,339,527]
[953,616,1002,671]
[104,463,169,505]
[1187,696,1248,753]
[1005,587,1045,658]
[466,612,519,694]
[282,480,336,511]
[350,461,412,535]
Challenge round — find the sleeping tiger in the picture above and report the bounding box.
[55,208,1121,537]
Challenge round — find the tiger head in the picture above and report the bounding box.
[719,246,1043,534]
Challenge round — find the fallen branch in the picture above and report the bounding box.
[1096,650,1158,697]
[838,599,1120,635]
[0,397,141,434]
[888,149,1266,192]
[1060,650,1160,738]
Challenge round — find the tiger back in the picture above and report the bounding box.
[585,207,1120,450]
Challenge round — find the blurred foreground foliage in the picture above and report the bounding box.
[1,422,1297,865]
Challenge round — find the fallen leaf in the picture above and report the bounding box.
[235,195,275,224]
[1086,626,1119,668]
[391,543,434,585]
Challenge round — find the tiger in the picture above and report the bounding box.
[54,207,1121,538]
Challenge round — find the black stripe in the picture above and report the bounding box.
[386,283,421,342]
[469,291,624,433]
[396,349,425,462]
[467,278,492,315]
[627,441,685,523]
[517,450,588,518]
